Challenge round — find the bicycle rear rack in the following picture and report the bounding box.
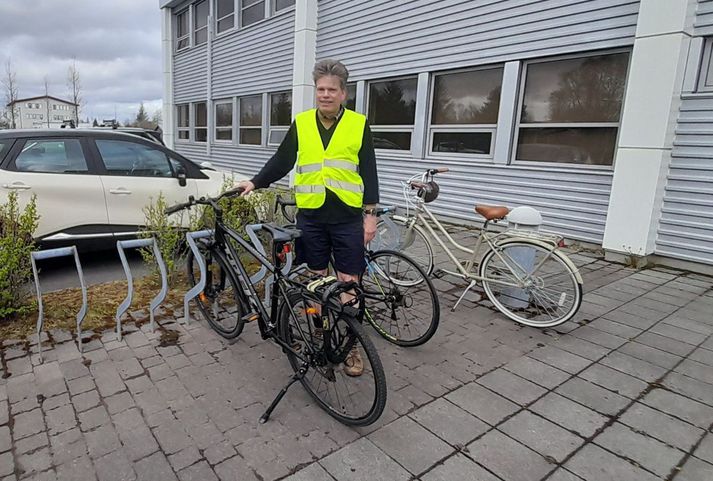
[31,246,87,363]
[116,238,168,341]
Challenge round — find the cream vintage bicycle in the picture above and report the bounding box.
[371,168,583,328]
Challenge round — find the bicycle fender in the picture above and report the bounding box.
[493,237,583,284]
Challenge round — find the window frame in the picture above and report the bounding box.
[176,104,190,142]
[268,90,291,147]
[366,75,419,153]
[193,0,209,46]
[238,94,263,146]
[240,0,266,28]
[271,0,295,14]
[214,99,234,143]
[512,49,630,169]
[175,8,190,51]
[427,65,504,160]
[215,0,235,35]
[698,38,713,92]
[193,102,208,143]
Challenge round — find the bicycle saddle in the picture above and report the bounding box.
[475,204,510,221]
[260,224,302,242]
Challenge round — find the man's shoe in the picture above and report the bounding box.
[343,345,364,377]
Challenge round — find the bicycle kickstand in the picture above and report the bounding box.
[452,280,477,312]
[259,363,308,424]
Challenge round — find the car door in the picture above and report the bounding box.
[92,137,198,232]
[0,137,108,240]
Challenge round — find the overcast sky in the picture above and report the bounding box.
[0,0,163,125]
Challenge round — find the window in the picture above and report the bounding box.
[515,52,629,166]
[368,77,417,150]
[216,0,235,33]
[241,0,265,27]
[96,140,173,177]
[176,9,190,50]
[194,102,208,142]
[215,100,233,141]
[239,95,262,145]
[177,104,189,140]
[14,139,88,174]
[273,0,294,13]
[269,91,291,145]
[429,67,503,156]
[194,1,209,46]
[345,83,356,111]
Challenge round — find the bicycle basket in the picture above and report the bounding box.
[370,215,403,251]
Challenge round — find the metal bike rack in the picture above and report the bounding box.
[116,238,168,341]
[31,246,87,363]
[182,229,213,325]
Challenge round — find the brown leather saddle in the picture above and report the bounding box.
[475,204,510,221]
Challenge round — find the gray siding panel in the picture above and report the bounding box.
[174,46,208,102]
[317,0,639,77]
[377,156,612,244]
[657,94,713,264]
[695,0,713,36]
[212,12,295,97]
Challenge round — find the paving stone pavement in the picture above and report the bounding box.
[1,246,713,480]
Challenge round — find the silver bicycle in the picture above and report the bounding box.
[371,168,583,328]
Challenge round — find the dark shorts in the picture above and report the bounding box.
[295,214,365,275]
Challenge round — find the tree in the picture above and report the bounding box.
[92,118,99,127]
[151,108,162,129]
[2,58,19,129]
[66,57,83,125]
[134,102,150,128]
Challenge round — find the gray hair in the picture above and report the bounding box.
[312,59,349,90]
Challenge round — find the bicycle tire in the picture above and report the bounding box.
[278,290,387,426]
[479,240,582,328]
[187,247,246,339]
[361,250,440,347]
[374,216,434,276]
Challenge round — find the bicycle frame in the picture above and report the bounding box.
[399,184,564,290]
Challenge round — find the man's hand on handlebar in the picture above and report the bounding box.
[236,179,255,196]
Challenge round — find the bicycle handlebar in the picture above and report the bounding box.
[428,167,449,175]
[164,186,246,215]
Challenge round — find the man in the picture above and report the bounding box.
[238,59,379,377]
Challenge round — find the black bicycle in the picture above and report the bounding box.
[274,196,440,347]
[170,188,386,426]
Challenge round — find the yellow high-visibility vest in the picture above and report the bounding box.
[294,108,366,209]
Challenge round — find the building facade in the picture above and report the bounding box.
[159,0,713,272]
[5,96,78,129]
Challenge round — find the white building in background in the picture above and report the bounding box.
[5,96,78,129]
[159,0,713,273]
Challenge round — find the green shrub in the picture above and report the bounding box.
[0,192,39,320]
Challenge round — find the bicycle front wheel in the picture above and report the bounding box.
[278,290,387,426]
[479,240,582,328]
[361,250,440,346]
[187,248,245,339]
[374,216,434,276]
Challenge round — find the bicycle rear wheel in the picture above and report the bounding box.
[187,247,246,338]
[278,290,387,426]
[361,250,440,347]
[479,240,582,328]
[373,216,434,276]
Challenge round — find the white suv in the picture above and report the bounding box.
[0,129,248,247]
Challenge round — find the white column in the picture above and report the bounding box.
[291,0,317,117]
[161,7,175,149]
[602,0,696,260]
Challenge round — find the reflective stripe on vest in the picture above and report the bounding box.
[294,108,366,209]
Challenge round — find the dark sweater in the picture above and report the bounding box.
[251,109,379,223]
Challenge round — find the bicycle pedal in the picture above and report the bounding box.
[433,269,445,279]
[242,312,259,323]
